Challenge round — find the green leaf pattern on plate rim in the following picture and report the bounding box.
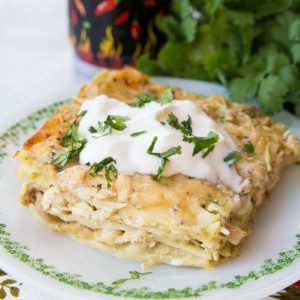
[0,100,299,298]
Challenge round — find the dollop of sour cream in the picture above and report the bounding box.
[78,95,245,192]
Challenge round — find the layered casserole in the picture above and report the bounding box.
[15,67,300,269]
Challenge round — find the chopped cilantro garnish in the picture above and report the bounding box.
[88,115,129,135]
[181,115,192,134]
[147,136,158,154]
[88,126,98,133]
[147,136,181,179]
[183,131,219,157]
[130,131,147,137]
[105,115,129,131]
[78,110,87,118]
[130,86,174,107]
[53,153,69,168]
[224,151,242,166]
[244,141,254,154]
[167,113,192,135]
[166,113,181,130]
[54,139,86,168]
[61,123,79,147]
[166,113,218,158]
[54,122,86,168]
[112,271,152,286]
[129,92,156,108]
[89,157,118,188]
[160,84,173,104]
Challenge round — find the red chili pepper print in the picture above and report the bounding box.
[144,0,157,7]
[95,0,119,16]
[73,0,86,17]
[111,57,123,69]
[131,20,141,40]
[114,11,130,26]
[71,9,78,27]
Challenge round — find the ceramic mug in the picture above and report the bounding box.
[68,0,170,68]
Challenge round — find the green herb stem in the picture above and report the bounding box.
[147,136,181,179]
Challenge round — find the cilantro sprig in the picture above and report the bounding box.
[54,113,87,168]
[137,0,300,117]
[147,136,182,179]
[183,131,219,157]
[129,92,156,108]
[166,113,192,135]
[89,115,129,135]
[89,157,118,188]
[130,85,174,107]
[166,113,219,157]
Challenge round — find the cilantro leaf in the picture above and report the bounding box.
[54,119,87,168]
[258,75,288,114]
[105,115,129,131]
[89,126,98,133]
[61,123,80,147]
[147,136,181,179]
[78,110,87,119]
[136,54,163,75]
[166,113,192,135]
[159,146,182,159]
[289,19,300,42]
[54,139,86,168]
[227,10,255,27]
[278,65,300,91]
[53,153,69,168]
[179,0,198,43]
[291,44,300,64]
[130,92,156,108]
[156,0,198,43]
[244,141,254,154]
[89,157,118,188]
[224,151,242,166]
[229,75,262,103]
[183,131,219,157]
[181,115,192,134]
[166,113,181,130]
[90,115,129,135]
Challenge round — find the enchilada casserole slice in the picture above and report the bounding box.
[15,67,300,269]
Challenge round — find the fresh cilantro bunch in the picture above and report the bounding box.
[137,0,300,116]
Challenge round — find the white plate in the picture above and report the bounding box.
[0,78,299,300]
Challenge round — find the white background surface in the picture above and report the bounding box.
[0,1,89,299]
[0,1,281,299]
